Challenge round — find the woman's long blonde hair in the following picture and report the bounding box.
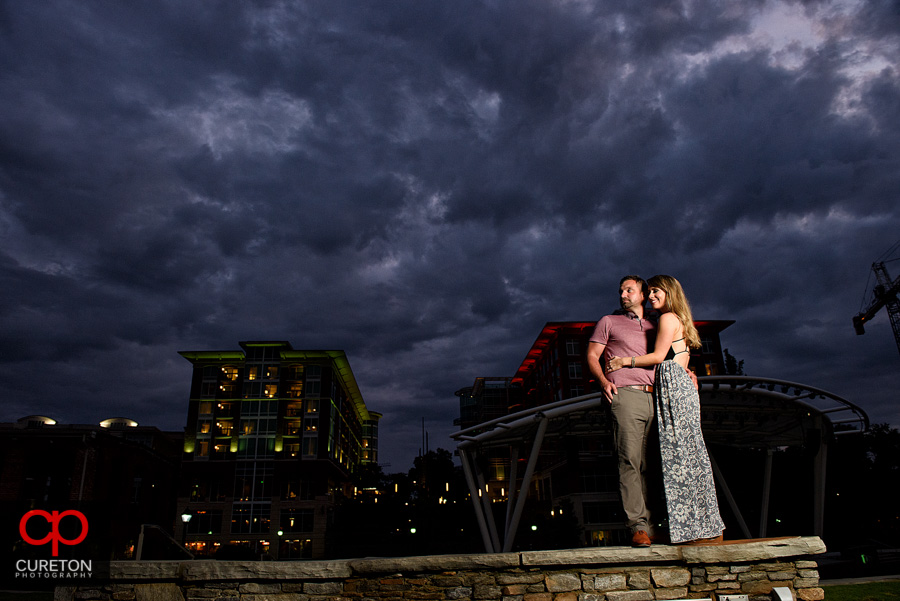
[647,274,701,349]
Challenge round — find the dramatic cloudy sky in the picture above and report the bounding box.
[1,0,899,470]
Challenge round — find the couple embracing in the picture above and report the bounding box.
[587,275,725,547]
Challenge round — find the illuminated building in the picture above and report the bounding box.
[177,341,380,559]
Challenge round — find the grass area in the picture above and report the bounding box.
[822,580,900,600]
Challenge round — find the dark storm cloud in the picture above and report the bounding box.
[0,0,898,467]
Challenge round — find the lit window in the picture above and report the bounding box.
[185,509,222,535]
[190,483,205,502]
[231,505,270,534]
[282,480,312,500]
[237,437,275,459]
[280,509,314,533]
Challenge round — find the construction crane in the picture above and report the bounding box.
[853,243,900,357]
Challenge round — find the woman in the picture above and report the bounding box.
[607,274,725,544]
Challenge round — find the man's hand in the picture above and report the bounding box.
[587,340,618,402]
[601,379,617,402]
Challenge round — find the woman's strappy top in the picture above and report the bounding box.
[665,337,690,361]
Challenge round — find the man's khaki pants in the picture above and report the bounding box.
[610,386,655,534]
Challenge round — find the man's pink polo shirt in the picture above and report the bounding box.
[589,311,656,387]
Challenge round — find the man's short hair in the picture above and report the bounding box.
[619,275,648,296]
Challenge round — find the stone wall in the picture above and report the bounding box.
[58,536,826,601]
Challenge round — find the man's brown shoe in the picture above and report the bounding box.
[631,530,651,547]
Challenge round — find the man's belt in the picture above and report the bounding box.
[623,384,653,393]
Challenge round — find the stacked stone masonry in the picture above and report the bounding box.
[59,536,826,601]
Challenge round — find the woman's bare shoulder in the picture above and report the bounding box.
[659,312,681,326]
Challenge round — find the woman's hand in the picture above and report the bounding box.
[607,356,627,372]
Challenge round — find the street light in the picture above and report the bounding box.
[181,509,193,547]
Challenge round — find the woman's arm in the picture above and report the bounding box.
[608,313,680,371]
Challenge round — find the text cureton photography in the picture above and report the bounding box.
[4,508,103,587]
[15,559,93,580]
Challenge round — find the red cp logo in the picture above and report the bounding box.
[19,510,89,557]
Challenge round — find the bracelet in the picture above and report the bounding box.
[631,357,635,368]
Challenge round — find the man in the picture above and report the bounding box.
[586,275,658,547]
